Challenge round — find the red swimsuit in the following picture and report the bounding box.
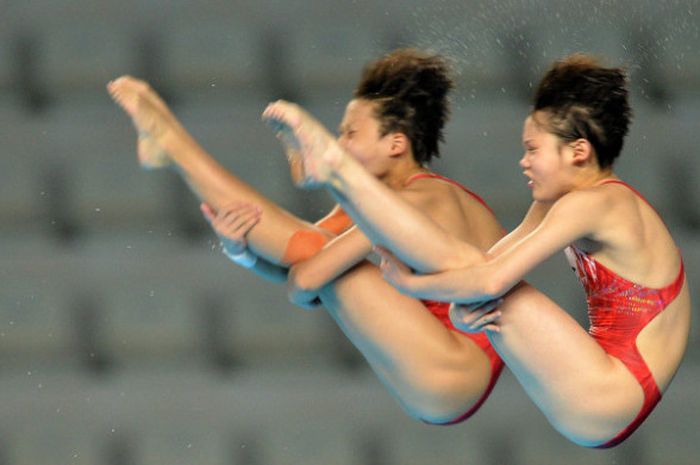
[406,173,505,424]
[565,180,685,448]
[320,173,505,424]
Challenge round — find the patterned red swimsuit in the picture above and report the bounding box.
[565,180,685,448]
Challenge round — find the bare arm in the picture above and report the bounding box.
[246,257,290,283]
[287,226,373,306]
[381,190,609,303]
[287,182,474,305]
[486,201,551,257]
[327,158,483,272]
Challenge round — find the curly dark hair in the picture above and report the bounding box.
[353,48,454,165]
[533,54,632,169]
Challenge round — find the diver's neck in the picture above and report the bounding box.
[381,162,429,190]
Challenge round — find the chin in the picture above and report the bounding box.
[531,190,556,204]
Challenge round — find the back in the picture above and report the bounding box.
[401,173,504,252]
[579,180,690,393]
[585,180,681,290]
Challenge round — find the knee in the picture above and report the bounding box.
[401,353,493,423]
[287,264,316,294]
[406,368,489,424]
[551,418,621,448]
[496,281,554,324]
[543,393,639,448]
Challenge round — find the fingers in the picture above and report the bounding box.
[378,253,407,284]
[218,208,261,238]
[449,300,503,333]
[374,246,409,273]
[459,307,502,333]
[204,202,262,240]
[374,247,426,297]
[373,245,393,261]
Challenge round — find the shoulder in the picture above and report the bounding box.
[544,182,637,242]
[550,183,619,217]
[397,175,449,206]
[400,174,479,206]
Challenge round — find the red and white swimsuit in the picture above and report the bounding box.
[565,180,685,448]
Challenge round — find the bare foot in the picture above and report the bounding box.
[107,76,177,169]
[285,147,307,186]
[262,100,346,188]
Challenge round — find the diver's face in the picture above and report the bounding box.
[520,112,574,202]
[338,99,396,177]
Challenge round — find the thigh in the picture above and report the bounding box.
[321,262,493,415]
[490,282,644,442]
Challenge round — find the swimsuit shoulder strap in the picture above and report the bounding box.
[404,172,494,214]
[597,179,655,210]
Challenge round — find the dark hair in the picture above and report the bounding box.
[533,54,632,169]
[354,48,454,165]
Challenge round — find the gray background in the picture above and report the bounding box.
[1,1,698,464]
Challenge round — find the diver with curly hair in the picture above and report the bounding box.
[263,54,690,447]
[108,49,506,424]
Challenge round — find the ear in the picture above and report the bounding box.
[570,138,594,166]
[388,132,409,157]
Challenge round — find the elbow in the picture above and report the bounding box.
[480,267,510,300]
[288,264,321,293]
[482,280,505,301]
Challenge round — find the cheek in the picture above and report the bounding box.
[342,139,362,157]
[535,152,558,173]
[345,141,374,165]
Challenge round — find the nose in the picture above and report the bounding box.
[519,152,529,169]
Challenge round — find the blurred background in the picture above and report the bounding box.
[1,0,699,464]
